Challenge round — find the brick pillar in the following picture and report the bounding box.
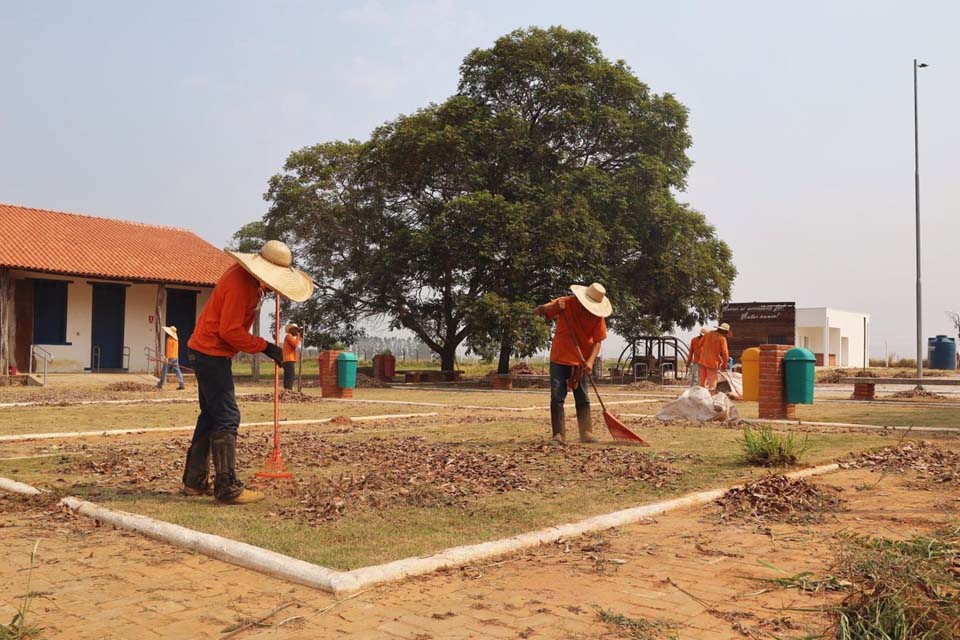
[852,382,875,401]
[318,350,353,399]
[758,344,796,419]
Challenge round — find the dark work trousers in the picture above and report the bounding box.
[282,362,296,390]
[549,362,590,412]
[186,351,241,466]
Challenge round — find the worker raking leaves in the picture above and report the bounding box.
[534,283,612,445]
[699,322,732,393]
[181,240,313,504]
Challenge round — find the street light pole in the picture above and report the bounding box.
[913,59,927,386]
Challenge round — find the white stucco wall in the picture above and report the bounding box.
[795,307,869,367]
[13,270,213,373]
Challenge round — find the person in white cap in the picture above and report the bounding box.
[699,323,731,393]
[157,325,185,390]
[534,283,612,445]
[687,327,707,388]
[181,240,313,504]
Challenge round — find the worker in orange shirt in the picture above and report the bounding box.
[687,327,707,387]
[699,323,732,393]
[157,325,186,390]
[181,240,313,505]
[534,283,612,445]
[282,324,302,390]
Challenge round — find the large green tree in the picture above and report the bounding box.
[263,26,735,371]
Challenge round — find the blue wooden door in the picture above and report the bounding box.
[91,284,126,369]
[165,289,197,362]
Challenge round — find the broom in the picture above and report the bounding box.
[561,309,650,446]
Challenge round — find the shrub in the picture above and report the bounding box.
[740,426,808,467]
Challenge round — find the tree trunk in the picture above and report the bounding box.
[0,269,11,378]
[154,285,165,378]
[440,345,457,372]
[497,333,512,374]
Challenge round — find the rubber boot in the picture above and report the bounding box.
[211,432,263,504]
[549,404,566,446]
[181,436,212,496]
[576,405,599,443]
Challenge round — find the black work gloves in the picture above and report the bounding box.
[263,343,283,367]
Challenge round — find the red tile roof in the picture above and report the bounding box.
[0,204,235,287]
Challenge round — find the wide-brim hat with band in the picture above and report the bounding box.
[717,322,733,335]
[225,240,314,303]
[285,323,300,334]
[699,327,708,336]
[162,325,178,339]
[569,282,613,318]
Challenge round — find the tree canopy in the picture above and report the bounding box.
[262,26,735,371]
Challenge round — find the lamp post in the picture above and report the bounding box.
[914,59,928,386]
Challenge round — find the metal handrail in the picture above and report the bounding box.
[30,345,53,387]
[659,362,675,384]
[91,346,101,373]
[122,346,130,371]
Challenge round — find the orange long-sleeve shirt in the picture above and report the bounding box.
[545,295,607,366]
[283,334,301,363]
[164,335,179,359]
[688,335,704,365]
[188,263,268,358]
[699,331,729,370]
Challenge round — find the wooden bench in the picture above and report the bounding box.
[839,377,960,400]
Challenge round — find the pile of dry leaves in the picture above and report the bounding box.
[843,441,960,485]
[716,475,844,523]
[889,389,947,400]
[241,390,323,404]
[356,373,390,388]
[516,443,684,487]
[103,382,160,393]
[620,381,661,391]
[509,361,536,375]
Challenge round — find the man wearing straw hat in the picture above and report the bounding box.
[699,323,732,393]
[157,325,186,390]
[182,240,313,504]
[282,323,302,391]
[534,283,612,445]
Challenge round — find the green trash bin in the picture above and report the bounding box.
[336,352,358,389]
[784,347,816,404]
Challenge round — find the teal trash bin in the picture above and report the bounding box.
[784,347,816,404]
[336,352,358,389]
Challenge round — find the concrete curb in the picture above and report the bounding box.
[0,412,439,443]
[0,462,840,596]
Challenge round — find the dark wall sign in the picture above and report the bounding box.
[720,302,796,363]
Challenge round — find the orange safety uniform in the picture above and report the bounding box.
[688,335,704,364]
[544,295,607,365]
[283,334,301,363]
[699,331,729,370]
[188,264,267,358]
[164,335,179,360]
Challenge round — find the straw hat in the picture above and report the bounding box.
[717,322,732,334]
[162,326,178,339]
[699,327,708,336]
[225,240,314,302]
[569,282,613,318]
[285,323,300,335]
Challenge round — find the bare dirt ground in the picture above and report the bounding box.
[2,465,957,639]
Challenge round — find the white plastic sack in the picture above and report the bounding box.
[656,386,740,423]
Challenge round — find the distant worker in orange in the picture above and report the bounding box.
[534,283,612,445]
[181,240,313,505]
[687,327,707,387]
[282,323,302,390]
[699,323,731,393]
[157,326,186,390]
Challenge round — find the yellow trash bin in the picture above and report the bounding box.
[741,347,760,402]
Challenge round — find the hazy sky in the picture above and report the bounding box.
[2,1,957,359]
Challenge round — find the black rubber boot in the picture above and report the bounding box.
[211,432,245,502]
[576,405,599,443]
[181,436,212,495]
[549,404,566,446]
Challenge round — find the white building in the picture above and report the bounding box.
[795,307,870,368]
[0,204,234,375]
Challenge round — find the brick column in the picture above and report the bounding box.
[318,350,353,399]
[852,382,875,401]
[758,344,796,419]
